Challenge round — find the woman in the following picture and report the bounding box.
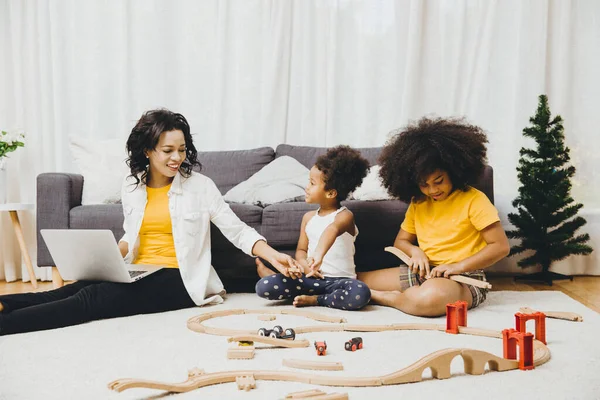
[0,109,299,335]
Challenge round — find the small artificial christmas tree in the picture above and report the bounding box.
[507,95,592,285]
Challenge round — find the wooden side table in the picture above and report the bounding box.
[0,203,38,289]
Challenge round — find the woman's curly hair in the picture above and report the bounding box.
[126,109,202,187]
[378,117,488,203]
[315,145,370,201]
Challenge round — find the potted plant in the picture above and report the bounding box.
[0,129,26,203]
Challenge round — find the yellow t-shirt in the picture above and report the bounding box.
[400,187,500,266]
[133,184,179,269]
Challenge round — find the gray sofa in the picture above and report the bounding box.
[37,144,494,291]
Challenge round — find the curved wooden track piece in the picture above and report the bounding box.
[108,346,548,393]
[187,308,347,336]
[228,335,309,348]
[188,308,450,336]
[384,246,492,289]
[519,306,583,322]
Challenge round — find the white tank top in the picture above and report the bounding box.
[306,206,358,279]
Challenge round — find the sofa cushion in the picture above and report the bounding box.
[351,165,393,201]
[223,156,308,206]
[262,202,319,247]
[69,205,125,241]
[195,147,275,194]
[341,199,408,248]
[275,144,381,169]
[210,203,264,250]
[261,199,409,248]
[262,199,409,271]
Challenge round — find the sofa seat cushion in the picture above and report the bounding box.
[341,199,409,271]
[69,205,125,241]
[210,203,264,251]
[341,199,408,247]
[262,199,409,248]
[262,202,319,247]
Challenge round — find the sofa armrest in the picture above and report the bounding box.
[36,173,84,267]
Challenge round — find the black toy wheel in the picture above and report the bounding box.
[257,328,268,336]
[273,325,283,334]
[284,328,296,340]
[269,331,279,339]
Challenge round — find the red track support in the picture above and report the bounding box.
[446,301,468,334]
[502,328,534,370]
[515,312,546,345]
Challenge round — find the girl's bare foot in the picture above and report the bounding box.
[293,295,318,307]
[370,289,405,308]
[256,258,276,278]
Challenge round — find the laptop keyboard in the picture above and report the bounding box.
[129,270,146,279]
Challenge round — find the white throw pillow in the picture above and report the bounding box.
[69,136,129,205]
[351,165,393,201]
[224,156,308,206]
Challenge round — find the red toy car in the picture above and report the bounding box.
[314,341,327,356]
[344,337,363,351]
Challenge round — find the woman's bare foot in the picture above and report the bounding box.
[293,295,318,307]
[256,258,276,278]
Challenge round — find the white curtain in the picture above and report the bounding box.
[1,0,599,282]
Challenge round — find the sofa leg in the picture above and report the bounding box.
[52,267,64,289]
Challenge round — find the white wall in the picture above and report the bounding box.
[1,0,599,281]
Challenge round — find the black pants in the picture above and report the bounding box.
[0,269,195,336]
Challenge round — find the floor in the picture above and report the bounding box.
[2,275,599,313]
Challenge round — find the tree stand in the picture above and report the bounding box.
[514,271,573,286]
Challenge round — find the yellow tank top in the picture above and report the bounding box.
[133,183,179,269]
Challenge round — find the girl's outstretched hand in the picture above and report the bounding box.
[270,253,303,279]
[427,263,462,279]
[305,256,324,279]
[409,248,430,279]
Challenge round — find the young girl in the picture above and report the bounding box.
[358,117,510,317]
[256,146,372,310]
[0,109,298,335]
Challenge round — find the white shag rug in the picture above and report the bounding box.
[1,291,599,400]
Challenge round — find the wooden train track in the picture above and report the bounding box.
[519,306,583,322]
[108,345,548,393]
[109,308,551,394]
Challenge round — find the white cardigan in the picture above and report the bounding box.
[119,171,265,306]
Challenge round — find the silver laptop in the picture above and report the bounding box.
[40,229,163,283]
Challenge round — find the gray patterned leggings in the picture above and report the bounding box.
[255,273,371,310]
